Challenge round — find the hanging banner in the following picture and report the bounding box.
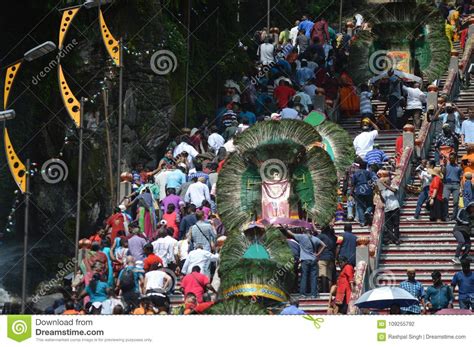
[4,127,26,193]
[99,9,121,66]
[58,6,81,50]
[58,64,81,128]
[4,61,22,109]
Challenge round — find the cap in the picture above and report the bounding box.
[406,267,416,273]
[465,172,472,179]
[442,123,451,129]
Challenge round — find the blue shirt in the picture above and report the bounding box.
[293,233,323,261]
[338,232,357,266]
[317,232,336,261]
[425,284,454,311]
[118,266,143,293]
[298,20,314,38]
[296,67,314,86]
[463,180,473,206]
[280,305,306,315]
[451,271,474,300]
[364,149,389,165]
[461,119,474,143]
[441,112,462,134]
[86,281,109,302]
[166,169,186,189]
[399,280,424,314]
[444,163,462,184]
[351,169,375,196]
[239,111,256,125]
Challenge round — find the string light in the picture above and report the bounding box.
[4,190,22,234]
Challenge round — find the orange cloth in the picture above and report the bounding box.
[339,73,359,115]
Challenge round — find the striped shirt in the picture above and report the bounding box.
[364,149,389,165]
[359,91,373,114]
[399,280,424,314]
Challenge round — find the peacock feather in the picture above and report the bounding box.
[315,120,355,178]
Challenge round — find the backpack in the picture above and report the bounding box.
[119,268,136,292]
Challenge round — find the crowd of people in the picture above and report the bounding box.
[43,4,474,316]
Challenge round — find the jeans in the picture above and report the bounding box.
[388,95,401,129]
[300,259,318,297]
[459,295,474,310]
[415,186,429,218]
[443,182,460,220]
[384,208,400,242]
[453,227,471,258]
[354,194,373,225]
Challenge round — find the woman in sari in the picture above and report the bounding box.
[129,188,157,240]
[339,71,360,116]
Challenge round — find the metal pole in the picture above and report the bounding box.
[74,98,84,273]
[21,159,30,314]
[339,0,343,33]
[103,88,115,205]
[267,0,270,30]
[116,40,123,205]
[184,0,191,128]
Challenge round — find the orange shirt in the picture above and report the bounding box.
[143,254,163,272]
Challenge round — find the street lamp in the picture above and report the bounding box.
[83,0,112,9]
[0,109,16,121]
[23,41,57,62]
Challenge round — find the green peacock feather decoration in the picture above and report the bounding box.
[315,120,355,177]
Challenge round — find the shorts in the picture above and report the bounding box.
[318,260,335,281]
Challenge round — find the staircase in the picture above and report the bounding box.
[298,116,400,314]
[377,40,471,309]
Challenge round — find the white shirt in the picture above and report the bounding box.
[152,236,178,267]
[154,170,170,201]
[381,187,400,212]
[184,181,211,207]
[182,249,219,277]
[289,26,299,45]
[403,86,426,110]
[175,239,189,261]
[173,142,199,168]
[294,91,312,113]
[223,139,236,153]
[258,43,275,65]
[419,169,432,188]
[208,133,225,153]
[145,270,167,291]
[353,130,378,159]
[101,298,124,315]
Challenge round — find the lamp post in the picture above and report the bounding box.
[267,0,270,31]
[83,0,124,205]
[184,0,191,128]
[74,97,85,273]
[2,42,56,314]
[339,0,343,33]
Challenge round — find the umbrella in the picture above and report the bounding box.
[435,309,473,315]
[355,286,419,309]
[304,111,326,126]
[369,70,422,84]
